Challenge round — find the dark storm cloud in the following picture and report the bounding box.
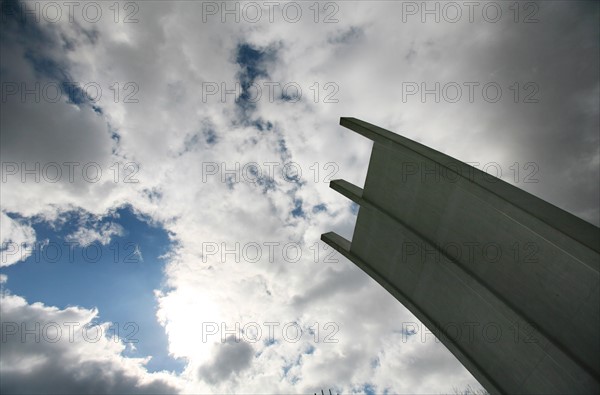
[531,3,598,222]
[0,294,179,394]
[1,0,597,393]
[197,336,254,385]
[479,2,599,223]
[1,360,177,395]
[0,0,113,167]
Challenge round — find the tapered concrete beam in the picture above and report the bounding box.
[329,179,363,204]
[323,117,600,394]
[340,117,600,254]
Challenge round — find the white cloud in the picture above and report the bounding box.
[0,212,37,267]
[197,336,254,385]
[0,1,597,393]
[65,221,124,247]
[0,292,181,394]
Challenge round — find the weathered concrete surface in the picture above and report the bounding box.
[322,117,600,394]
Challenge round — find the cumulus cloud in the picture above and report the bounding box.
[0,0,597,394]
[197,337,254,385]
[1,212,36,267]
[65,221,124,247]
[0,292,181,394]
[0,0,145,221]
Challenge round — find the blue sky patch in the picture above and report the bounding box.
[291,199,305,218]
[313,204,327,214]
[235,42,278,120]
[236,43,272,85]
[0,207,184,373]
[253,119,274,132]
[362,383,377,395]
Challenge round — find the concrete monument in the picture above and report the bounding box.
[322,117,600,394]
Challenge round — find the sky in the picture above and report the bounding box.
[0,0,598,394]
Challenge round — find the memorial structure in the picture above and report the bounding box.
[322,118,600,394]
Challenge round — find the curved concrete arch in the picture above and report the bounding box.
[322,118,600,394]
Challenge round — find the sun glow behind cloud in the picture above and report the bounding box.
[1,0,598,394]
[156,288,223,363]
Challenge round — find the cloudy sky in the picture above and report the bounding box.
[0,0,598,394]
